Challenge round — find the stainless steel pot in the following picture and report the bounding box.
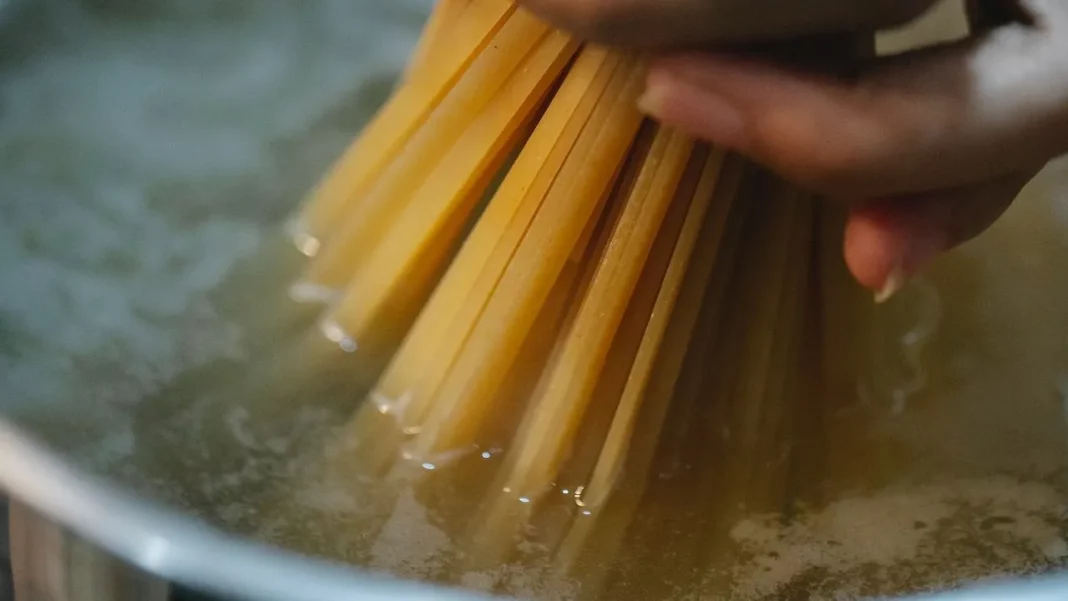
[3,421,1068,601]
[0,421,493,601]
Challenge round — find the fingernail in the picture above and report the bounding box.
[873,229,947,304]
[638,73,748,150]
[874,262,905,304]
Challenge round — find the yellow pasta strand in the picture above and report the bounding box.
[555,154,746,578]
[404,0,474,81]
[369,47,618,426]
[550,135,701,506]
[580,147,727,509]
[409,60,646,461]
[497,127,696,503]
[455,212,623,572]
[320,31,579,352]
[296,10,553,295]
[498,126,694,500]
[290,0,518,250]
[338,50,625,477]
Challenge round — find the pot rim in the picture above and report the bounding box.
[0,418,494,601]
[1,417,1065,601]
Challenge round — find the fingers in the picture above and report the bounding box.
[843,170,1034,299]
[518,0,938,47]
[639,2,1068,199]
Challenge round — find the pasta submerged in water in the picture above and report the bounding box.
[281,0,875,596]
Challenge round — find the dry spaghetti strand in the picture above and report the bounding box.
[580,146,728,510]
[409,59,647,462]
[498,125,695,501]
[296,10,555,296]
[320,30,579,353]
[405,0,474,80]
[291,0,518,248]
[555,153,747,579]
[363,47,620,434]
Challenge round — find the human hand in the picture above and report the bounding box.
[520,0,940,47]
[523,0,1068,300]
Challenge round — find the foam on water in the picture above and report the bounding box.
[0,0,429,467]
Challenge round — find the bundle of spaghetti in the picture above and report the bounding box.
[279,0,875,587]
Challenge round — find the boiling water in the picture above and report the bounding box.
[2,1,1068,600]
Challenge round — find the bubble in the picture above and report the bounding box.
[320,319,357,353]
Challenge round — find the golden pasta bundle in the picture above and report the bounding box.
[279,0,875,591]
